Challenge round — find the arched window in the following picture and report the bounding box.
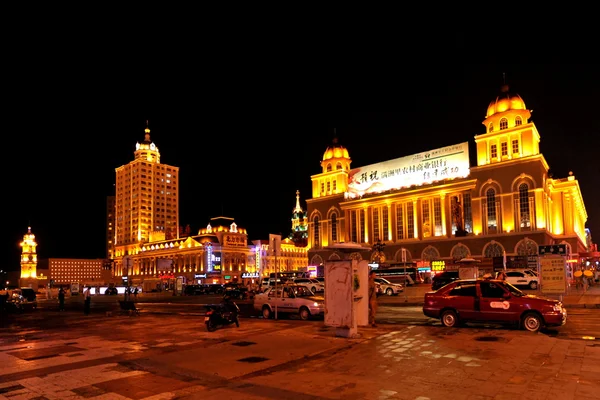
[313,216,320,248]
[488,123,494,133]
[500,118,508,130]
[331,213,338,242]
[515,116,522,126]
[486,188,497,232]
[519,183,531,229]
[483,242,504,258]
[451,244,470,261]
[336,162,343,170]
[422,246,440,261]
[326,164,332,172]
[516,238,538,255]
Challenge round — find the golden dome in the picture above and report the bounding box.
[486,84,527,118]
[322,137,349,161]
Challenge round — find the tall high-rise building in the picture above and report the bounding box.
[114,122,180,257]
[106,195,115,260]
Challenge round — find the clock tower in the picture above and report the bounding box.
[19,226,39,290]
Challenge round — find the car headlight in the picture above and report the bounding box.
[552,304,563,312]
[314,302,320,307]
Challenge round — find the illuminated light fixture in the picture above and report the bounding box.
[581,336,596,340]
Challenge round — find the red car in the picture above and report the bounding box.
[423,279,566,332]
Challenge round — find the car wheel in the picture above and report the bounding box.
[521,312,543,332]
[299,307,311,321]
[262,306,272,319]
[441,309,458,327]
[529,281,538,290]
[386,288,393,296]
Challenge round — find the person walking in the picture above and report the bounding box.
[368,270,378,327]
[83,286,91,315]
[58,288,65,311]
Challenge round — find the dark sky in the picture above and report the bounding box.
[4,63,599,271]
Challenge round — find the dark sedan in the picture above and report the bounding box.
[423,279,567,332]
[431,271,459,290]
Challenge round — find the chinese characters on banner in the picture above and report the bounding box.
[540,256,567,295]
[346,142,470,198]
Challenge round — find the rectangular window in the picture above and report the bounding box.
[396,204,404,240]
[372,208,380,242]
[359,210,365,243]
[333,180,337,192]
[501,142,508,156]
[433,198,442,236]
[491,144,498,159]
[512,139,519,154]
[463,193,473,233]
[351,211,357,243]
[407,202,414,239]
[422,200,431,238]
[382,207,389,241]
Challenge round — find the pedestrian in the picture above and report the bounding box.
[58,288,65,311]
[368,270,378,327]
[83,286,91,315]
[497,270,507,280]
[133,287,138,299]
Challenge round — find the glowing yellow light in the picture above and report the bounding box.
[582,336,595,340]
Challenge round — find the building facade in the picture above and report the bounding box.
[109,123,310,290]
[306,84,589,272]
[114,122,180,255]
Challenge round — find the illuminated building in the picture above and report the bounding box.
[47,258,111,286]
[306,84,589,271]
[19,226,38,290]
[106,195,115,260]
[113,121,180,276]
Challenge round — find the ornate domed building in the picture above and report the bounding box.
[306,83,589,278]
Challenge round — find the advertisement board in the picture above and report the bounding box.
[540,256,567,295]
[346,142,470,198]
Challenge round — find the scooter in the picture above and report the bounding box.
[205,300,240,332]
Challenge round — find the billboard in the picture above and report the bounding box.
[346,142,470,198]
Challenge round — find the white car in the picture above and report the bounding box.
[374,277,404,296]
[505,270,538,290]
[292,278,324,293]
[253,284,324,320]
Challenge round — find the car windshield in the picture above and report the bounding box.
[502,281,525,296]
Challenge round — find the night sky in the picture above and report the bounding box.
[5,63,599,271]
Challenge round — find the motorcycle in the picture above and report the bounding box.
[205,299,240,332]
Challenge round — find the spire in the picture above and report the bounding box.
[144,120,151,142]
[294,190,302,213]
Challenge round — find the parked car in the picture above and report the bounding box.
[374,277,403,296]
[431,271,460,291]
[184,285,205,295]
[2,288,37,312]
[505,270,538,289]
[292,278,324,293]
[253,284,324,320]
[105,287,118,295]
[223,283,250,300]
[423,279,566,332]
[204,284,224,294]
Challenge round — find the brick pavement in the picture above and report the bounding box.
[1,310,599,400]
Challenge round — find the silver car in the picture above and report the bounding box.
[253,284,324,320]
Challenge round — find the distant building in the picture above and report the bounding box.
[306,83,589,273]
[47,258,112,287]
[106,195,115,260]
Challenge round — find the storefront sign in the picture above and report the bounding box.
[540,256,567,294]
[346,142,470,198]
[194,274,207,278]
[431,260,445,272]
[224,234,247,247]
[242,272,260,278]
